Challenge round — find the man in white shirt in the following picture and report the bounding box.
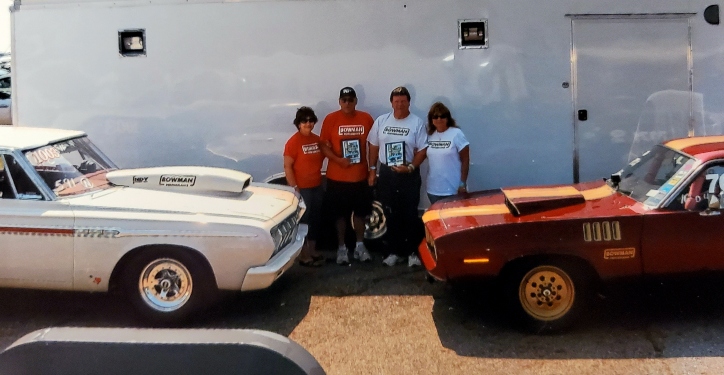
[368,86,428,267]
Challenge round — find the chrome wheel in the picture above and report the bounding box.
[138,258,193,312]
[519,265,575,321]
[362,200,387,240]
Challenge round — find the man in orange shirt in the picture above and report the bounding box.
[320,87,375,265]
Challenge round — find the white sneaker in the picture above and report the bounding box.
[382,254,401,266]
[408,254,422,267]
[353,243,371,262]
[336,247,349,265]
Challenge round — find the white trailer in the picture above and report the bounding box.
[9,0,724,190]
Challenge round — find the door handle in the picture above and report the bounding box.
[578,110,588,121]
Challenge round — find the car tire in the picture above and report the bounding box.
[123,248,217,325]
[503,259,590,333]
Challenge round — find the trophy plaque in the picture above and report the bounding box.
[342,139,361,164]
[385,141,406,167]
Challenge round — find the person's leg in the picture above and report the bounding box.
[325,180,353,264]
[399,171,423,266]
[351,181,373,262]
[307,185,325,259]
[378,166,403,265]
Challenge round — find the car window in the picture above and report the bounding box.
[4,154,43,200]
[668,164,724,211]
[0,155,16,199]
[25,137,116,197]
[614,145,693,205]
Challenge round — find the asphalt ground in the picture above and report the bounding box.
[2,250,724,374]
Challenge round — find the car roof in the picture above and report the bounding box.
[0,126,86,150]
[664,136,724,159]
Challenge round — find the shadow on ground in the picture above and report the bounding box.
[431,275,724,359]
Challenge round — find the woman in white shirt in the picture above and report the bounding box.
[425,102,470,205]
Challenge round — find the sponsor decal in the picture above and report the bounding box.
[339,125,365,136]
[429,141,452,149]
[25,147,61,165]
[160,175,196,187]
[583,221,621,242]
[133,176,149,184]
[604,247,636,260]
[302,143,320,154]
[382,126,410,137]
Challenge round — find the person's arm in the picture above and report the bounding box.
[458,145,470,194]
[320,140,351,168]
[284,155,299,192]
[368,143,379,186]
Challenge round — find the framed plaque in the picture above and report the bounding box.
[385,141,406,167]
[342,139,361,164]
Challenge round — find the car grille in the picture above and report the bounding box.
[271,212,299,256]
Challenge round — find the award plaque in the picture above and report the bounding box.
[342,139,361,164]
[385,141,406,167]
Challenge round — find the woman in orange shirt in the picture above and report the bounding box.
[284,106,326,266]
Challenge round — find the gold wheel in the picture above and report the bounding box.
[518,265,575,321]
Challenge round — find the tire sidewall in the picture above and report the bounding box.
[503,259,590,333]
[123,248,215,325]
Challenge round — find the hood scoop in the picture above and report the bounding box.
[106,166,252,195]
[502,186,585,216]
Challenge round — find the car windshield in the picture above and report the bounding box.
[24,136,118,197]
[611,144,695,205]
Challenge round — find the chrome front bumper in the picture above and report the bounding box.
[240,224,308,291]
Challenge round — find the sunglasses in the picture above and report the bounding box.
[431,114,447,119]
[340,98,356,103]
[301,118,317,123]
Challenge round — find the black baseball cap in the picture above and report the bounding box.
[339,87,357,99]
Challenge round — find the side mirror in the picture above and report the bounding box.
[610,173,621,188]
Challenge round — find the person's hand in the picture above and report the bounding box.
[368,171,377,186]
[391,165,409,173]
[337,157,352,168]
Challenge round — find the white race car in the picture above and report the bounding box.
[0,127,306,323]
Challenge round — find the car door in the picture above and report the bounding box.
[0,152,74,289]
[640,162,724,275]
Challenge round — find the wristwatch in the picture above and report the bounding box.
[407,164,416,172]
[369,166,377,171]
[459,181,466,188]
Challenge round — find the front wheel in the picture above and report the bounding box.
[123,249,216,325]
[504,260,590,333]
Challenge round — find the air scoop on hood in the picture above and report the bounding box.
[502,186,585,216]
[106,167,252,194]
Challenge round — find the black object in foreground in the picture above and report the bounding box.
[0,327,325,375]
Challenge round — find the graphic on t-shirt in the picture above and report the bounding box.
[339,125,365,136]
[342,139,361,164]
[383,126,410,137]
[302,143,320,154]
[385,141,406,166]
[429,141,452,149]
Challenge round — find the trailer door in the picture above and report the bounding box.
[571,15,692,182]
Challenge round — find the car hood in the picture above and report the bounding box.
[423,181,637,234]
[65,184,296,222]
